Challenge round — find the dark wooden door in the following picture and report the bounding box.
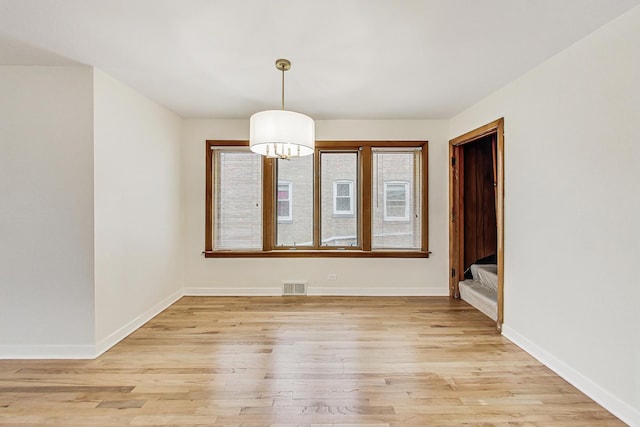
[462,135,497,272]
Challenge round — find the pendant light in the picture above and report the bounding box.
[249,59,315,159]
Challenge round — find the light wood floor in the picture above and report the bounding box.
[0,296,625,426]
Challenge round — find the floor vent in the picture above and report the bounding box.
[283,282,307,296]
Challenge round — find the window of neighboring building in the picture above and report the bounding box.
[384,181,409,221]
[277,181,292,221]
[333,180,354,215]
[205,140,428,257]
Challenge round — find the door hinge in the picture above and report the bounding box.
[451,157,456,166]
[450,212,455,222]
[451,268,456,278]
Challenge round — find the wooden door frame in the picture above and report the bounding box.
[449,118,504,330]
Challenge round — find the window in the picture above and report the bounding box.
[333,180,354,215]
[277,181,292,221]
[205,140,428,257]
[276,156,313,247]
[373,149,422,249]
[207,147,262,250]
[384,181,409,221]
[322,152,358,246]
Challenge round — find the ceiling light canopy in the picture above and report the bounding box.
[249,59,315,159]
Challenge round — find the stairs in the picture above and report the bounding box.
[459,264,498,320]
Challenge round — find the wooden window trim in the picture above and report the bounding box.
[205,140,429,258]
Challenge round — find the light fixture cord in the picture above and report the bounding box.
[281,64,285,110]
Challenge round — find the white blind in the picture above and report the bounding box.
[213,149,262,250]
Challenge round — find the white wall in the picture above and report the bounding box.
[0,66,95,357]
[182,119,449,296]
[450,5,640,425]
[93,69,183,354]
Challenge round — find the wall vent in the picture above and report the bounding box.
[283,282,307,296]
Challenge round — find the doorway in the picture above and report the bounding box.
[449,118,504,330]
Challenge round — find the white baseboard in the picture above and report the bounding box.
[94,289,184,357]
[183,287,282,296]
[184,286,449,297]
[308,285,449,296]
[502,325,640,427]
[0,344,96,359]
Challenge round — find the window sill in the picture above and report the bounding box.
[203,250,430,258]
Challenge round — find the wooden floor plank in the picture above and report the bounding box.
[0,296,625,426]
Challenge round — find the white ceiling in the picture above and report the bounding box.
[1,0,639,119]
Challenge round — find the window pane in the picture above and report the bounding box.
[336,183,350,197]
[277,184,289,200]
[277,200,290,218]
[336,197,351,212]
[276,156,313,246]
[213,150,262,250]
[386,184,406,201]
[387,200,406,217]
[321,153,358,246]
[372,150,421,249]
